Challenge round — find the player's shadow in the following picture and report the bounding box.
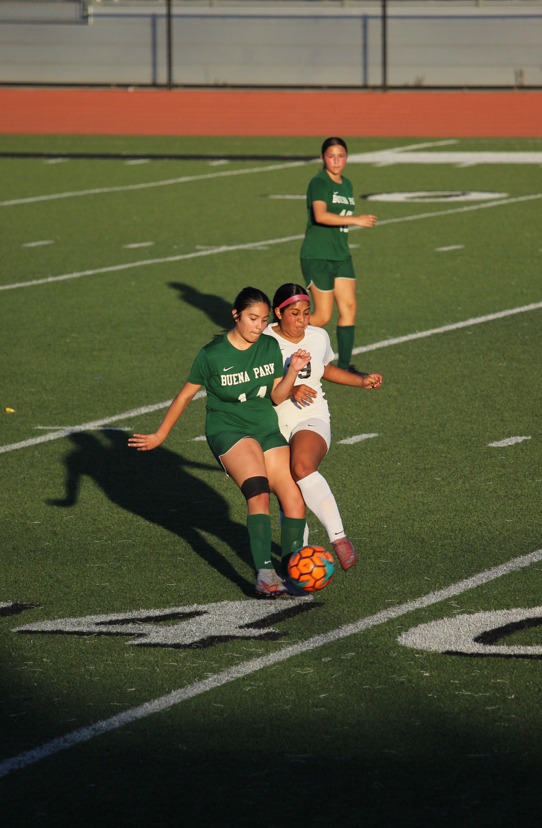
[48,429,254,594]
[168,282,233,329]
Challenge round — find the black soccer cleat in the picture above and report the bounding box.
[282,576,314,601]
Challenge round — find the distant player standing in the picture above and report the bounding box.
[129,287,310,599]
[264,283,382,572]
[300,136,377,376]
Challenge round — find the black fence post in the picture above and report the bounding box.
[166,0,173,88]
[381,0,388,90]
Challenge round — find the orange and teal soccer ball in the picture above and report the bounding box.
[288,545,335,592]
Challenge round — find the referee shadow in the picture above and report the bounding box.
[47,429,256,595]
[169,281,233,329]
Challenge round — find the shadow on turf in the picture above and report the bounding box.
[48,430,258,596]
[169,282,234,330]
[5,731,542,828]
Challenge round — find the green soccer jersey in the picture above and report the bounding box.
[299,168,355,261]
[187,333,284,437]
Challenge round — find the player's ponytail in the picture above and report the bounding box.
[272,283,309,321]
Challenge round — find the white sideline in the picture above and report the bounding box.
[2,191,541,293]
[1,548,540,779]
[1,301,541,456]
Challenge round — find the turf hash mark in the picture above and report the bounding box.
[21,240,55,248]
[337,434,379,445]
[1,549,540,780]
[487,436,532,448]
[1,301,541,455]
[2,192,542,293]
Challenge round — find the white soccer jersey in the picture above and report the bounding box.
[263,323,335,431]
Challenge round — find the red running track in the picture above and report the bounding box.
[1,88,541,137]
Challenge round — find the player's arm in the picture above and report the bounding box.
[271,350,311,405]
[128,381,202,451]
[312,200,377,229]
[323,363,382,389]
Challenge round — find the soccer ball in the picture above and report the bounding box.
[288,545,335,592]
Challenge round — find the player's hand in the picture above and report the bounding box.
[289,349,311,374]
[128,433,164,451]
[354,214,377,228]
[292,384,317,406]
[361,373,382,389]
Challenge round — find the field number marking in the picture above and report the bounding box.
[1,548,540,779]
[399,607,542,658]
[13,600,312,648]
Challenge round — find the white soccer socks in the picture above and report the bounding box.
[296,471,345,543]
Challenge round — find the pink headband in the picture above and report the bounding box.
[277,293,310,310]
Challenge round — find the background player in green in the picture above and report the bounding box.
[129,287,311,598]
[300,136,377,376]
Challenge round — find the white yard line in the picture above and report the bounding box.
[0,392,205,455]
[2,192,541,293]
[0,142,453,209]
[1,300,541,456]
[351,300,542,357]
[0,236,305,292]
[3,142,540,211]
[1,548,540,779]
[0,161,310,207]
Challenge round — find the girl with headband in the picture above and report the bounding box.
[300,136,377,376]
[130,287,311,599]
[264,283,382,572]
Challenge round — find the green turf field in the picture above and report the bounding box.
[1,135,542,827]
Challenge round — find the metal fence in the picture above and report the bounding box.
[0,1,541,88]
[0,0,88,23]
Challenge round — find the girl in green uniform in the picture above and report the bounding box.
[129,287,311,599]
[300,136,377,376]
